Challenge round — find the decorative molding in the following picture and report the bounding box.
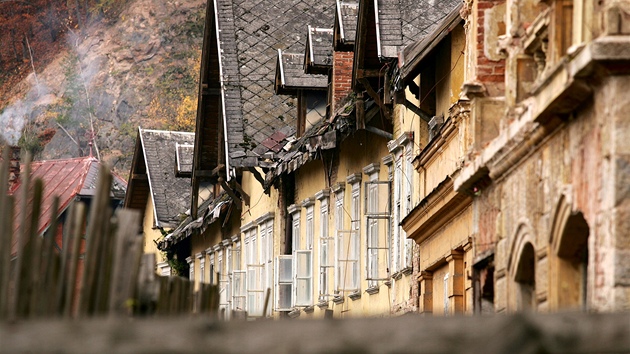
[303,305,315,313]
[240,221,257,233]
[212,244,222,252]
[195,252,204,260]
[185,257,193,265]
[332,295,344,304]
[255,212,274,224]
[382,154,394,166]
[362,162,380,176]
[301,197,316,207]
[346,172,362,184]
[221,239,232,247]
[231,234,240,243]
[331,182,346,193]
[315,188,330,200]
[317,300,329,309]
[287,204,302,214]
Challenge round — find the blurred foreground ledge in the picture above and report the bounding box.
[1,312,630,353]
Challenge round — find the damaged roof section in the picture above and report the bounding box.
[161,193,232,249]
[275,51,328,95]
[334,0,359,50]
[305,27,334,74]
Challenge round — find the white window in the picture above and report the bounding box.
[305,204,314,250]
[403,145,414,268]
[208,252,215,285]
[276,255,294,311]
[244,227,262,316]
[393,155,403,273]
[218,249,230,317]
[318,195,333,301]
[444,272,450,316]
[232,241,245,312]
[337,230,359,292]
[364,163,390,288]
[259,219,274,316]
[295,250,313,306]
[197,253,205,284]
[291,208,301,251]
[186,257,194,282]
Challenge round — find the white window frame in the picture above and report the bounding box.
[305,204,314,250]
[294,249,313,306]
[333,186,345,293]
[259,218,274,316]
[364,164,390,288]
[197,253,205,284]
[336,229,359,293]
[318,194,333,301]
[186,257,194,282]
[403,144,414,269]
[276,255,294,311]
[444,272,450,316]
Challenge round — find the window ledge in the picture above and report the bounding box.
[288,309,301,318]
[384,280,392,288]
[332,295,345,304]
[366,286,379,295]
[401,266,413,276]
[303,305,315,313]
[317,300,329,309]
[348,291,361,301]
[392,271,403,280]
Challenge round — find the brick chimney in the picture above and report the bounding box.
[8,146,20,190]
[332,51,354,111]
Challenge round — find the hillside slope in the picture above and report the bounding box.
[0,0,205,178]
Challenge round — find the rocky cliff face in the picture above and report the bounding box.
[0,0,205,178]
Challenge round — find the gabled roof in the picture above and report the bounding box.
[126,128,194,229]
[195,0,337,176]
[353,0,460,84]
[305,26,334,75]
[10,156,127,254]
[399,3,464,82]
[275,51,328,95]
[334,0,359,50]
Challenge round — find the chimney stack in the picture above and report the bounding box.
[8,146,20,189]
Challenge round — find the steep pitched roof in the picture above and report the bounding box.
[10,156,127,254]
[139,128,195,228]
[354,0,460,83]
[305,27,334,74]
[208,0,337,168]
[334,0,359,50]
[275,51,328,95]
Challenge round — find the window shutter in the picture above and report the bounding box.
[365,181,391,285]
[276,255,294,311]
[337,230,359,292]
[295,250,313,306]
[232,269,246,312]
[247,264,264,316]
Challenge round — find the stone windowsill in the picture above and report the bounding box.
[332,295,345,304]
[366,286,379,295]
[348,291,361,301]
[303,305,315,313]
[317,300,329,309]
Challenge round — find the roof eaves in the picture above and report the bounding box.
[138,127,161,229]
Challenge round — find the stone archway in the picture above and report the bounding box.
[508,222,537,312]
[549,195,589,311]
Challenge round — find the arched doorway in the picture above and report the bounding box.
[554,211,589,310]
[514,242,536,311]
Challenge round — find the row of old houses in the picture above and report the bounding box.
[122,0,630,319]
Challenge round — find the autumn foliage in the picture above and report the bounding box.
[0,0,129,108]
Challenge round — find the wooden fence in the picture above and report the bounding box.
[0,146,217,320]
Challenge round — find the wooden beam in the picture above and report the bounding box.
[247,167,266,187]
[229,180,250,206]
[195,164,225,178]
[131,174,148,181]
[358,78,391,118]
[403,99,432,122]
[356,68,382,78]
[219,178,241,210]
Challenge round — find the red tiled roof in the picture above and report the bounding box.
[9,156,127,255]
